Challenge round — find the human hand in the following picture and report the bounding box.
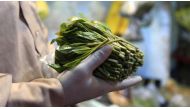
[58,45,142,106]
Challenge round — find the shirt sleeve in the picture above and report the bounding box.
[0,2,65,106]
[0,73,65,106]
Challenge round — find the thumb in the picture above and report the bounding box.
[80,45,112,72]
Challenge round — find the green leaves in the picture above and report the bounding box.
[50,17,144,81]
[175,7,190,31]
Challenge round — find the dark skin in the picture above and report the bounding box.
[58,45,142,106]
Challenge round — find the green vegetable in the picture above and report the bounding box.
[50,17,144,81]
[175,7,190,31]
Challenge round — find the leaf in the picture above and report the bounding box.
[60,23,68,33]
[92,20,111,32]
[49,64,65,73]
[71,46,91,54]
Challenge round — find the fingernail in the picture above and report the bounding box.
[133,76,143,82]
[129,75,142,81]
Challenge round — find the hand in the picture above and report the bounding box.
[58,45,142,106]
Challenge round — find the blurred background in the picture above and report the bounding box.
[35,1,190,107]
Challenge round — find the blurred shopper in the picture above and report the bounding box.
[139,2,171,106]
[141,2,171,86]
[122,1,171,106]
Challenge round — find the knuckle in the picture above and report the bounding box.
[74,65,89,75]
[94,50,106,61]
[75,67,85,73]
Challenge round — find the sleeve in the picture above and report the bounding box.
[0,73,12,106]
[0,73,65,107]
[0,2,65,106]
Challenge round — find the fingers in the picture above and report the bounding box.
[113,76,142,91]
[79,45,112,73]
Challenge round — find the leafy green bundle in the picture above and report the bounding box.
[50,17,143,81]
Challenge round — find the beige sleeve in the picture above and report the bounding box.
[0,73,65,107]
[0,2,65,106]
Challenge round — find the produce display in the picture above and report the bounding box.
[50,17,143,81]
[175,7,190,31]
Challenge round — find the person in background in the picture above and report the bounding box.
[121,1,171,106]
[138,2,171,106]
[0,1,142,106]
